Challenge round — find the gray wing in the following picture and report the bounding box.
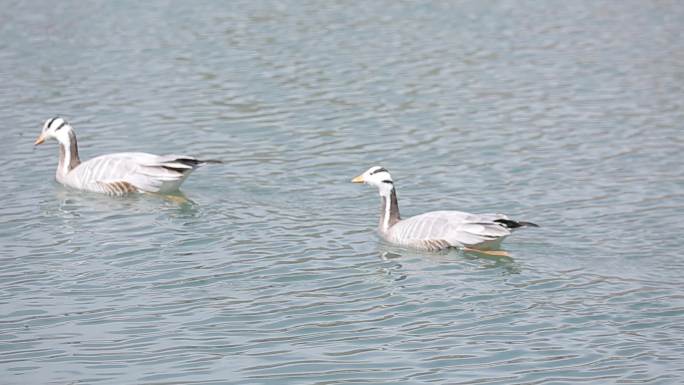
[65,152,204,194]
[388,210,512,248]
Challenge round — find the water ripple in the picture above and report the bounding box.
[2,1,684,384]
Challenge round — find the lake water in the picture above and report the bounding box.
[2,1,684,384]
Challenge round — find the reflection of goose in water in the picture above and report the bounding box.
[380,250,521,275]
[35,117,220,196]
[353,166,538,255]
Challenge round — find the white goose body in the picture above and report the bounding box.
[36,117,218,195]
[353,166,538,252]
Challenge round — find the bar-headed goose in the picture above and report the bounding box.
[352,166,538,253]
[34,117,220,195]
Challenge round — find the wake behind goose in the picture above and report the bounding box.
[34,117,221,196]
[352,166,538,253]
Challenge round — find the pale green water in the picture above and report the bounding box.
[2,1,684,384]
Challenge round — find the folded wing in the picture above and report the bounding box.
[388,210,513,249]
[65,152,212,194]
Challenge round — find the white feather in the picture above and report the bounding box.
[38,118,216,196]
[353,166,537,252]
[61,152,203,195]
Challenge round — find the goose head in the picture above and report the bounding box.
[352,166,395,195]
[34,117,74,146]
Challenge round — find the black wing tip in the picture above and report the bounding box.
[173,158,223,167]
[494,219,540,229]
[162,165,189,174]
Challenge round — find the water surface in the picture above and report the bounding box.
[1,1,684,384]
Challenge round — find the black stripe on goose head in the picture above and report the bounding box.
[46,117,58,128]
[370,167,388,175]
[55,119,68,131]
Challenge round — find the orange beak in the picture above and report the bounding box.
[351,175,365,183]
[34,133,46,146]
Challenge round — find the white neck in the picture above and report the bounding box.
[56,129,81,178]
[382,192,391,232]
[378,186,400,233]
[61,142,71,176]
